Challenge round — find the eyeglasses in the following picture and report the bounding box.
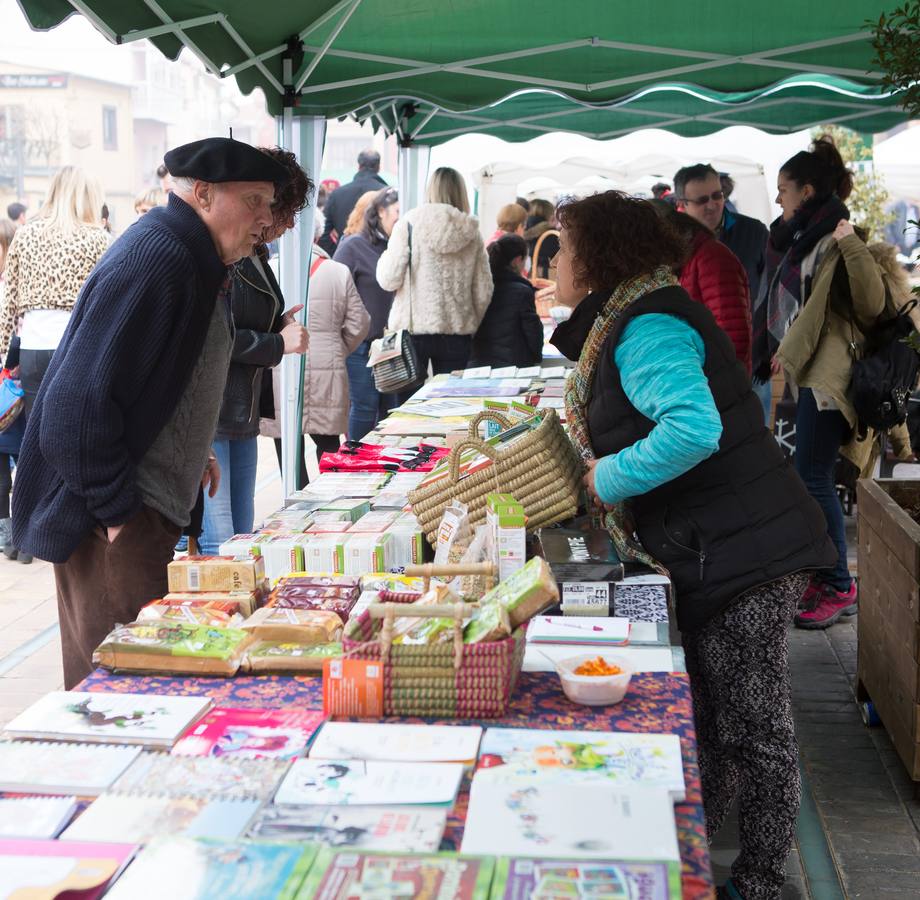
[680,191,725,206]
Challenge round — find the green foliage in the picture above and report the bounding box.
[811,125,894,242]
[871,2,920,119]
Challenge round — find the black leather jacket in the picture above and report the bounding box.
[216,251,285,439]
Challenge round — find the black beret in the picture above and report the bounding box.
[164,137,289,186]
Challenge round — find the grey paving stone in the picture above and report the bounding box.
[838,851,920,873]
[828,830,920,856]
[842,871,920,897]
[822,813,920,836]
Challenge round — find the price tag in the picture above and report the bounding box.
[560,582,610,613]
[323,658,385,717]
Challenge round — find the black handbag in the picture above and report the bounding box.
[370,222,421,394]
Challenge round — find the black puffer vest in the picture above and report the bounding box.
[589,286,835,632]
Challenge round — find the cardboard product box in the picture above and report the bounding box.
[384,523,426,569]
[258,511,315,533]
[318,498,372,522]
[486,493,527,582]
[307,519,353,534]
[162,591,264,617]
[217,534,262,558]
[343,532,393,576]
[349,511,400,533]
[167,556,265,593]
[300,535,347,574]
[256,534,308,582]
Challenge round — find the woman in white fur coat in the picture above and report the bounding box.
[376,167,493,402]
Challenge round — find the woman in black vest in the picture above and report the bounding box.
[550,191,835,900]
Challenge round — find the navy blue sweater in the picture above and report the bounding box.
[12,194,228,563]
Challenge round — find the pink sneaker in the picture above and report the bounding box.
[794,582,857,630]
[797,578,827,611]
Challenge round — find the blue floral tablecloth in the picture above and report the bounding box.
[80,667,714,899]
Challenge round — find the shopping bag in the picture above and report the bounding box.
[0,370,24,434]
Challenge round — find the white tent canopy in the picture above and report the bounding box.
[874,126,920,204]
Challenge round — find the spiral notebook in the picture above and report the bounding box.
[0,796,79,839]
[0,740,142,795]
[59,793,261,845]
[110,752,290,802]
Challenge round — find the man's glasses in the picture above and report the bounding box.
[680,191,724,206]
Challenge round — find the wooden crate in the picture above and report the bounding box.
[856,478,920,778]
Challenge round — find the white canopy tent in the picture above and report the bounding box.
[874,126,920,204]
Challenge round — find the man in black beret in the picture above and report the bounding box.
[11,136,301,688]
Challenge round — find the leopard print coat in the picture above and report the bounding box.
[0,219,110,353]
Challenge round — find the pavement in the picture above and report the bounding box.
[1,445,918,897]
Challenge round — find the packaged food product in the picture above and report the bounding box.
[486,493,526,581]
[478,556,559,629]
[462,600,511,644]
[299,536,346,574]
[267,594,358,623]
[167,556,265,593]
[161,591,264,617]
[241,607,343,643]
[390,583,461,645]
[243,641,343,673]
[348,511,400,533]
[343,533,392,575]
[136,600,244,628]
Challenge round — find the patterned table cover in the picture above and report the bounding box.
[80,667,714,899]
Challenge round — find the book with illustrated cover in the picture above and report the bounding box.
[248,805,446,852]
[460,781,679,862]
[111,752,290,802]
[0,740,142,795]
[297,848,495,900]
[172,707,326,760]
[0,796,78,839]
[0,838,137,900]
[489,857,681,899]
[476,729,685,801]
[309,722,482,764]
[103,836,316,900]
[59,793,261,844]
[274,758,462,807]
[3,692,213,749]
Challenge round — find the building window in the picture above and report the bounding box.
[102,106,117,150]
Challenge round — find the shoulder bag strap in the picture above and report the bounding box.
[406,221,413,335]
[310,255,326,277]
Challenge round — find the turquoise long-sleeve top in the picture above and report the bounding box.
[594,313,723,504]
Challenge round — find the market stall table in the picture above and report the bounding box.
[79,667,714,899]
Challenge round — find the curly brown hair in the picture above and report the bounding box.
[260,146,315,225]
[556,191,687,292]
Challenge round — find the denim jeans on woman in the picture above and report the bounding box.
[794,388,852,592]
[199,436,259,555]
[346,340,394,442]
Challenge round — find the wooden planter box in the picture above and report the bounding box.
[856,478,920,779]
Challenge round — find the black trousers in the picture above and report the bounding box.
[273,434,341,490]
[19,348,55,415]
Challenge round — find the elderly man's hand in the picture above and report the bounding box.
[201,452,221,498]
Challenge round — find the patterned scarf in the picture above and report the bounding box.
[563,266,676,573]
[751,194,848,383]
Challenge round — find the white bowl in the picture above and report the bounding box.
[555,653,633,706]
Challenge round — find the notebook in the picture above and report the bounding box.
[111,752,290,802]
[59,794,261,845]
[247,805,447,852]
[489,857,682,900]
[103,836,316,900]
[0,838,137,900]
[298,847,495,900]
[0,797,78,840]
[171,706,326,760]
[3,692,212,749]
[0,740,142,795]
[273,758,463,807]
[461,781,679,861]
[476,728,685,801]
[309,722,482,765]
[526,616,630,646]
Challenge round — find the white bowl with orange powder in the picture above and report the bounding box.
[555,653,634,706]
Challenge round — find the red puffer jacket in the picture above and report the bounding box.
[680,231,752,374]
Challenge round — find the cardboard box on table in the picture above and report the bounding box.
[856,479,920,778]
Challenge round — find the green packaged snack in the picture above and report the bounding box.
[463,600,511,644]
[478,556,559,629]
[245,641,343,673]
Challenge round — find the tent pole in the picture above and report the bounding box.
[397,144,431,214]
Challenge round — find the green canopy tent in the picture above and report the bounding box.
[14,0,908,495]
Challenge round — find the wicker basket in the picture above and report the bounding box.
[408,408,583,545]
[343,598,527,718]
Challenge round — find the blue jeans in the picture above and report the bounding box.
[346,340,394,442]
[794,388,852,592]
[199,437,259,555]
[753,379,772,428]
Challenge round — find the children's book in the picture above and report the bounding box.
[527,616,630,646]
[171,707,326,759]
[111,752,290,802]
[3,692,212,750]
[103,837,316,900]
[0,740,142,795]
[0,797,78,839]
[59,793,261,844]
[476,728,685,801]
[0,838,137,900]
[460,781,679,862]
[297,847,495,900]
[273,758,463,807]
[309,722,482,764]
[489,857,682,899]
[248,805,447,852]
